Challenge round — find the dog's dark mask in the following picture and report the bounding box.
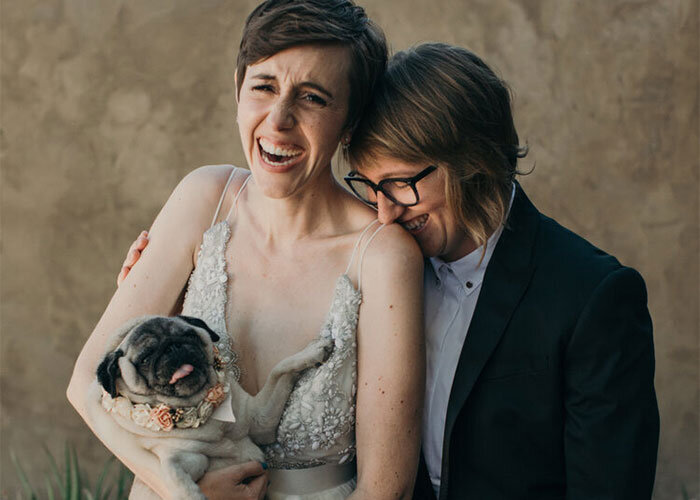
[177,315,220,343]
[97,349,124,398]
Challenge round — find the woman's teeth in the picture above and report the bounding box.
[402,214,428,232]
[258,138,302,166]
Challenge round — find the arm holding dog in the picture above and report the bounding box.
[67,166,249,499]
[116,221,426,498]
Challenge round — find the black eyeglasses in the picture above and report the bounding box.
[344,165,437,207]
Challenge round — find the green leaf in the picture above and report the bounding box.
[9,450,38,500]
[116,464,132,500]
[45,477,55,500]
[68,445,81,500]
[63,443,71,500]
[681,484,690,500]
[100,484,114,500]
[92,455,114,500]
[43,445,64,494]
[13,443,134,500]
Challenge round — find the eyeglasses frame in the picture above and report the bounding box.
[343,165,437,208]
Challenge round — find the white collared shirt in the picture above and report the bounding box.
[422,185,514,496]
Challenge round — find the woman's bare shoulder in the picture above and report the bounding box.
[364,223,423,271]
[170,165,247,221]
[178,164,243,198]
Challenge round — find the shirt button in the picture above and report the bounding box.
[466,281,473,289]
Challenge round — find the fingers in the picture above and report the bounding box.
[126,231,149,263]
[230,461,266,482]
[134,230,149,249]
[131,231,149,254]
[116,231,149,287]
[116,266,129,287]
[246,473,268,500]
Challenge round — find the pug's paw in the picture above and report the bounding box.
[277,337,333,373]
[300,336,334,367]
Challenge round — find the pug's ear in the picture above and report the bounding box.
[177,315,220,342]
[97,349,124,398]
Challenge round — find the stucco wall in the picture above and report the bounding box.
[1,0,698,497]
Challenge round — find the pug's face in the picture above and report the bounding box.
[97,315,221,407]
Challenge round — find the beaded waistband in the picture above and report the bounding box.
[268,461,357,495]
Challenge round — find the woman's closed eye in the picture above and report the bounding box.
[252,84,275,93]
[300,92,327,106]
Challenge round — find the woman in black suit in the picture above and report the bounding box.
[345,42,659,500]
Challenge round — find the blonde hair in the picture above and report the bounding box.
[348,43,528,251]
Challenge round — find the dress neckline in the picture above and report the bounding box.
[207,218,361,392]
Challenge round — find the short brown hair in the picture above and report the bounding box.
[236,0,387,132]
[348,42,528,251]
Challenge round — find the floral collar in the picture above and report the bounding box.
[101,351,232,432]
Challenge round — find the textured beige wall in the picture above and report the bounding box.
[1,0,698,497]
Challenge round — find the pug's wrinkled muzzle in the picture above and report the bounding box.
[151,341,208,397]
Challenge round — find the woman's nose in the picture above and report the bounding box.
[267,98,294,130]
[376,192,405,225]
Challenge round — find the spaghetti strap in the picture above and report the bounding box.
[224,172,252,221]
[344,219,380,276]
[357,223,386,291]
[210,168,238,228]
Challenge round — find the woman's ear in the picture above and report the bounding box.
[234,72,239,105]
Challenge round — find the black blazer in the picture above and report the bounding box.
[413,185,659,500]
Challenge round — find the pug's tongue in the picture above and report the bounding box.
[169,364,194,384]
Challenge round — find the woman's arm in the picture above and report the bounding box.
[350,224,425,500]
[67,165,234,499]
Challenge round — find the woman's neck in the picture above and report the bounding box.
[244,168,350,248]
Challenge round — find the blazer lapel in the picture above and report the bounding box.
[438,185,540,500]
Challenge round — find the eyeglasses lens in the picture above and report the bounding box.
[347,179,418,206]
[383,181,417,205]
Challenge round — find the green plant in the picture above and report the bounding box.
[681,483,690,500]
[10,444,133,500]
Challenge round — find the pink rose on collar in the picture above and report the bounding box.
[204,383,226,406]
[149,404,174,431]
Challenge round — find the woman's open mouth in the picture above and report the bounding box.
[258,137,304,169]
[401,214,429,234]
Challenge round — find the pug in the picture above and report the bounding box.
[89,314,331,500]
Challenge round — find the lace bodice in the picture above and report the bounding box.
[181,221,241,381]
[181,216,367,469]
[263,273,361,468]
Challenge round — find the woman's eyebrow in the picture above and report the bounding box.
[250,73,276,82]
[299,81,334,100]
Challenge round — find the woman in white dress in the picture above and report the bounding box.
[67,1,424,499]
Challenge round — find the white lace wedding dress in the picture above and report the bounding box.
[181,168,383,499]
